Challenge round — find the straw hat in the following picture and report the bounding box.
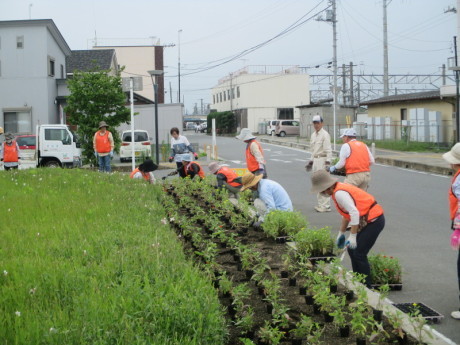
[340,128,357,138]
[208,161,221,174]
[98,121,109,129]
[240,172,263,192]
[443,143,460,165]
[236,128,256,141]
[310,170,338,193]
[0,127,3,134]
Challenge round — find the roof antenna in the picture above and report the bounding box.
[94,30,97,47]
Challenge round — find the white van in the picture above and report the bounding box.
[266,120,279,135]
[119,130,152,162]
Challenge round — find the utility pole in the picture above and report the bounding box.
[455,36,460,142]
[350,62,354,106]
[178,29,182,103]
[169,81,173,103]
[342,64,347,105]
[383,0,391,97]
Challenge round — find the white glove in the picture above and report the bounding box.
[346,233,357,249]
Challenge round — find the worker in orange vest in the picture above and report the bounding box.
[130,159,158,184]
[1,133,21,170]
[442,143,460,320]
[162,153,204,180]
[329,128,374,190]
[93,121,114,173]
[311,170,385,288]
[208,161,242,196]
[236,128,267,178]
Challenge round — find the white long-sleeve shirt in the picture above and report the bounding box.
[335,139,374,170]
[334,190,360,225]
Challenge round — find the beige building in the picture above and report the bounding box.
[211,65,310,132]
[93,45,165,103]
[360,91,455,143]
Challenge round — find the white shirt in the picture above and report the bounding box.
[310,128,332,161]
[335,139,374,170]
[132,171,156,184]
[334,190,360,225]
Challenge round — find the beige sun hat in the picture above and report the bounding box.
[208,161,221,174]
[98,121,109,129]
[240,172,263,192]
[236,128,256,141]
[0,127,3,134]
[310,170,338,193]
[443,143,460,165]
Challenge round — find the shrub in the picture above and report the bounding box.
[261,210,308,239]
[369,254,402,285]
[294,227,334,257]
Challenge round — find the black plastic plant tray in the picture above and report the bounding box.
[392,302,444,323]
[371,283,403,291]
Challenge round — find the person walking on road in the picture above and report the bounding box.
[236,128,267,178]
[241,172,292,227]
[329,128,374,190]
[168,127,198,178]
[442,143,460,320]
[311,170,385,288]
[306,115,332,212]
[1,133,21,170]
[208,161,242,196]
[130,159,158,184]
[93,121,114,173]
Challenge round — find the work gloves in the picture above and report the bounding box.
[328,166,336,174]
[451,229,460,250]
[161,176,167,180]
[168,157,174,163]
[109,151,114,158]
[346,233,357,249]
[194,153,198,160]
[305,160,313,172]
[94,151,98,158]
[336,232,346,249]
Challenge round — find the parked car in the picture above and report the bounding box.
[275,120,300,137]
[119,130,152,162]
[266,120,279,135]
[196,122,207,133]
[15,134,37,161]
[184,122,196,131]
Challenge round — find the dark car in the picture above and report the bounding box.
[15,135,36,150]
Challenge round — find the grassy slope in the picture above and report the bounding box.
[0,169,226,345]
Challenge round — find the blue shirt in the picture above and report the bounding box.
[258,179,293,213]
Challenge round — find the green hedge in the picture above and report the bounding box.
[207,111,236,134]
[0,169,227,345]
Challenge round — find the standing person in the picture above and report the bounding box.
[208,161,242,196]
[240,172,292,226]
[0,127,4,145]
[236,128,267,178]
[93,121,114,173]
[329,128,374,190]
[1,133,21,170]
[306,115,332,212]
[311,170,385,288]
[168,127,198,178]
[130,159,158,184]
[442,143,460,320]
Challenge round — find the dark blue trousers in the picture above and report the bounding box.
[348,214,385,288]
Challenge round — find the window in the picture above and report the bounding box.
[44,128,71,145]
[400,108,407,121]
[122,131,148,142]
[213,95,215,104]
[3,110,32,133]
[232,88,235,99]
[227,90,230,100]
[17,36,24,49]
[224,91,226,101]
[237,86,240,98]
[60,64,64,79]
[48,56,55,77]
[278,108,294,120]
[220,93,222,102]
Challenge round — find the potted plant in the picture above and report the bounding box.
[289,315,324,345]
[330,295,350,337]
[293,227,335,262]
[261,210,307,241]
[257,320,284,345]
[369,254,402,289]
[234,305,255,338]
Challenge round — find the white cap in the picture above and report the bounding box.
[340,128,357,138]
[312,115,323,123]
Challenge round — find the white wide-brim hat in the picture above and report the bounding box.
[443,143,460,165]
[208,161,221,174]
[310,170,338,193]
[236,128,256,141]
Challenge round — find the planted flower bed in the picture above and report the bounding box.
[369,254,403,291]
[163,177,429,345]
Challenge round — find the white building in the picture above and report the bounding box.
[211,65,310,132]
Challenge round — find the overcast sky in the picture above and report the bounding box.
[0,0,457,113]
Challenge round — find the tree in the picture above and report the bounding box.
[65,69,130,164]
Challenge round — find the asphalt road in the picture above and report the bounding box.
[164,132,459,343]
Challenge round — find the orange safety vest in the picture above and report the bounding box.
[95,130,112,153]
[130,168,150,181]
[184,161,205,179]
[218,166,242,187]
[344,140,370,174]
[449,170,460,220]
[332,182,383,222]
[245,140,264,172]
[3,141,19,163]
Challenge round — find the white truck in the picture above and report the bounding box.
[35,124,82,168]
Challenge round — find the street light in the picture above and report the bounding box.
[148,69,164,165]
[178,29,182,104]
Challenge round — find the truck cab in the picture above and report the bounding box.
[36,125,82,168]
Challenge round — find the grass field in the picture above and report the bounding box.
[0,169,227,345]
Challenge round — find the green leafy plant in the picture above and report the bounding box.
[290,315,323,344]
[294,227,334,258]
[257,321,284,345]
[261,210,307,238]
[369,254,402,285]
